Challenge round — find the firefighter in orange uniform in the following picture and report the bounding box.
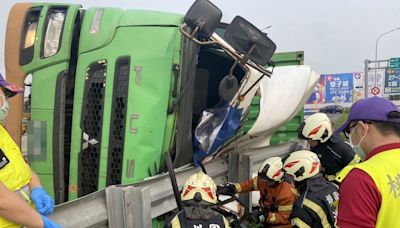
[218,157,298,227]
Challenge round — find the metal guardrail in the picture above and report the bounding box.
[49,141,302,227]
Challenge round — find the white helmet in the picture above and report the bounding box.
[283,150,320,181]
[258,157,284,182]
[181,172,217,204]
[298,113,332,143]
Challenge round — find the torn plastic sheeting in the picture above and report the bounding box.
[193,102,243,166]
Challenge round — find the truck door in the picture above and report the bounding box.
[5,3,82,204]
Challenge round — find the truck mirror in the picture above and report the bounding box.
[183,0,222,39]
[224,16,276,66]
[218,74,239,102]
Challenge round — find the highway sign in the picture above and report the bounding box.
[384,69,400,94]
[390,58,400,69]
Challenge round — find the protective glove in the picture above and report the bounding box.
[247,209,266,224]
[31,187,55,216]
[41,215,62,228]
[217,183,237,196]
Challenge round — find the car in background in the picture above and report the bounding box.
[319,105,344,114]
[304,109,317,119]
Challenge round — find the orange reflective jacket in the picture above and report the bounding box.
[236,176,298,228]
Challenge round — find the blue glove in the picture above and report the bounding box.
[31,187,55,216]
[41,215,62,228]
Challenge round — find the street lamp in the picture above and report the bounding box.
[375,26,400,62]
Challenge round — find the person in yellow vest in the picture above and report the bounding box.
[335,96,400,227]
[0,73,61,228]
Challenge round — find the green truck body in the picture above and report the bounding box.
[5,3,303,208]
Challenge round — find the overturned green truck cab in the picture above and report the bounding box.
[5,1,279,204]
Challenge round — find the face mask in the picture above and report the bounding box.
[0,94,9,121]
[349,124,367,156]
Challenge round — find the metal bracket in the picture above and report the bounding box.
[130,113,139,134]
[172,64,180,97]
[134,66,142,86]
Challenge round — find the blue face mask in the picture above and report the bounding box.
[0,94,9,121]
[349,124,367,157]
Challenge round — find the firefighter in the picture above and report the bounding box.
[0,73,60,228]
[218,157,297,227]
[165,171,230,228]
[283,150,338,228]
[297,113,361,182]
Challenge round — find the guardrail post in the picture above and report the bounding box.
[125,186,152,228]
[106,186,125,228]
[239,153,253,212]
[236,141,305,213]
[228,152,240,182]
[106,186,151,228]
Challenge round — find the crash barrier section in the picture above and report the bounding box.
[49,141,303,227]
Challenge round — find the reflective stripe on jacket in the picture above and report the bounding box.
[291,175,339,228]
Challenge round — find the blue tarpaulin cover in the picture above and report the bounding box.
[193,101,243,166]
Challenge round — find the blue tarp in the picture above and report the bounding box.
[193,101,243,166]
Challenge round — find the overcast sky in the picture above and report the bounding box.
[1,0,400,76]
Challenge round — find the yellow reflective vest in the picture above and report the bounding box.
[0,125,32,228]
[337,148,400,228]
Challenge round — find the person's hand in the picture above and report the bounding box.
[247,209,267,224]
[41,215,62,228]
[217,183,237,195]
[31,187,55,216]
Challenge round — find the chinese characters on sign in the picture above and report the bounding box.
[324,73,353,103]
[367,69,385,97]
[384,69,400,94]
[306,69,398,105]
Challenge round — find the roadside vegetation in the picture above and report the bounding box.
[333,107,350,142]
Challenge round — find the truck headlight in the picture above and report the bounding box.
[43,11,66,57]
[89,9,104,34]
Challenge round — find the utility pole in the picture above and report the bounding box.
[364,59,370,98]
